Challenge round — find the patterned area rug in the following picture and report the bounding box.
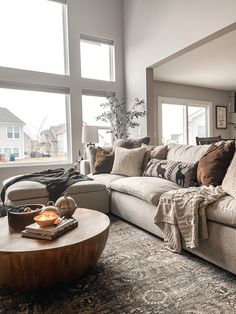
[0,215,235,314]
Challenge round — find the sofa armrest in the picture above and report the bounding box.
[80,159,91,175]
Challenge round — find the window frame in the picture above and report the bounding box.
[157,96,212,145]
[80,34,115,82]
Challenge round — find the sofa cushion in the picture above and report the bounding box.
[167,143,210,163]
[88,173,125,188]
[111,147,146,177]
[222,152,236,198]
[143,159,196,188]
[197,141,235,186]
[110,177,179,206]
[5,180,107,202]
[206,195,236,227]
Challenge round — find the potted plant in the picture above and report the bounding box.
[96,95,147,139]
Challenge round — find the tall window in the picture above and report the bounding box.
[82,94,112,146]
[80,35,115,81]
[0,0,70,166]
[159,97,211,145]
[0,0,66,74]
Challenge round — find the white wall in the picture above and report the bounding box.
[123,0,236,140]
[0,0,124,186]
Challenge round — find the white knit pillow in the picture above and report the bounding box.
[111,147,146,177]
[222,152,236,198]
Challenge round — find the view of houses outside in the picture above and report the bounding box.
[0,106,67,164]
[0,88,68,165]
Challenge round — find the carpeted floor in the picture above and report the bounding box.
[0,215,235,314]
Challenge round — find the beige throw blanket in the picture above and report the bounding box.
[154,186,225,253]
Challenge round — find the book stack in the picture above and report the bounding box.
[22,218,78,240]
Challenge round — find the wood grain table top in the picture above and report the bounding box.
[0,208,110,253]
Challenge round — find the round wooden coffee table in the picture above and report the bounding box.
[0,208,110,291]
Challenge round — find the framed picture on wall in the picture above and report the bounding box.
[216,106,227,129]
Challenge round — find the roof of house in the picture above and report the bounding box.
[0,107,25,125]
[51,124,66,136]
[40,129,57,142]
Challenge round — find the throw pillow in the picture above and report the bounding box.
[113,136,150,149]
[222,152,236,198]
[87,145,113,172]
[141,143,168,170]
[111,147,146,177]
[197,141,235,186]
[93,147,114,175]
[143,159,196,188]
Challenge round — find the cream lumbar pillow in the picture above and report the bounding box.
[222,152,236,198]
[111,146,146,177]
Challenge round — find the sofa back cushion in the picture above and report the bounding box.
[111,147,146,177]
[114,136,150,149]
[143,159,196,188]
[167,143,210,163]
[222,152,236,198]
[198,141,235,186]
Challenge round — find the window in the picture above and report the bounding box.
[13,148,20,158]
[0,0,66,74]
[0,88,69,164]
[0,0,71,167]
[82,94,112,146]
[159,97,211,145]
[80,35,115,81]
[7,126,21,139]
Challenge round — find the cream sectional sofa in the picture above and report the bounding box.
[3,143,236,274]
[83,143,236,275]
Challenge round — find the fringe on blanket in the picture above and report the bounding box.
[154,185,225,253]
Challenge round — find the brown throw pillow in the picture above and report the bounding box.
[197,141,235,186]
[141,143,168,170]
[93,147,114,175]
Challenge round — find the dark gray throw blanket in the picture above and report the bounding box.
[1,168,93,203]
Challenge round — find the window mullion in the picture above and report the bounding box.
[185,105,189,145]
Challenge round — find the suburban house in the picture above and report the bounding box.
[39,124,67,156]
[0,1,235,313]
[0,107,25,161]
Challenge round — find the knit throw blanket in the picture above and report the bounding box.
[154,185,225,253]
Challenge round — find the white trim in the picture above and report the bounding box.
[80,34,114,46]
[48,0,67,4]
[157,96,212,145]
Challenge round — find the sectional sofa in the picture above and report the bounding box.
[82,143,236,275]
[3,142,236,274]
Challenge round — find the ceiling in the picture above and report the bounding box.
[153,24,236,91]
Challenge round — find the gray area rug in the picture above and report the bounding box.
[0,215,235,313]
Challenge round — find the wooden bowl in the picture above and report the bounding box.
[34,212,59,228]
[8,204,43,230]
